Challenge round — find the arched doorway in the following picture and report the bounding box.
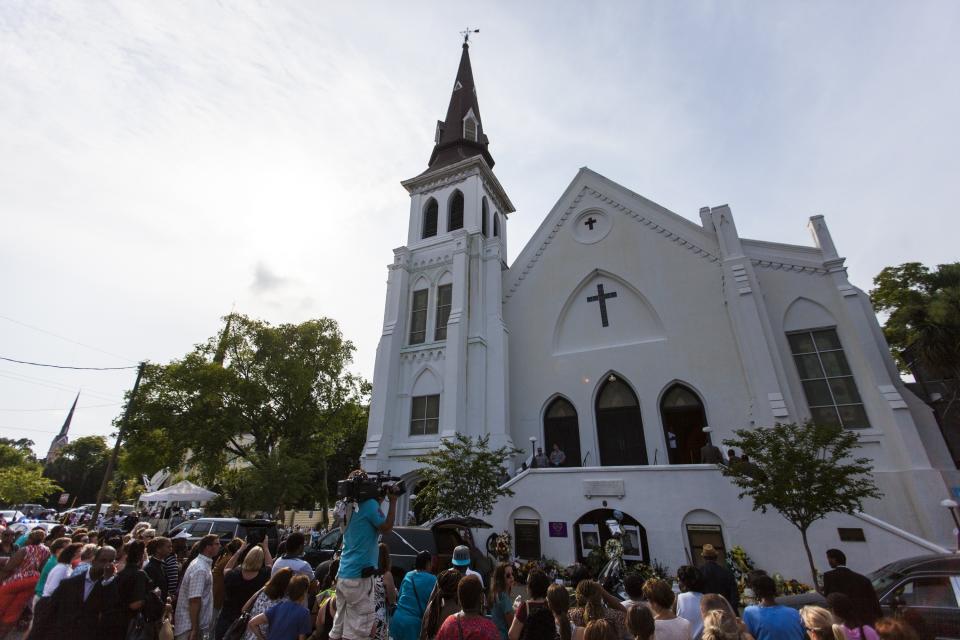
[573,508,649,564]
[660,384,708,464]
[595,375,647,466]
[543,397,581,467]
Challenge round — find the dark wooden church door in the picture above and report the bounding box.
[544,397,581,467]
[661,385,708,464]
[595,376,647,466]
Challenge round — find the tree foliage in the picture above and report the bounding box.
[414,434,520,521]
[124,313,369,514]
[0,465,61,505]
[721,422,881,586]
[43,435,111,505]
[0,438,35,468]
[870,261,960,379]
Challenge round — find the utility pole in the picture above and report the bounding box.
[92,361,146,520]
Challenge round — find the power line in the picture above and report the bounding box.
[0,425,61,435]
[0,371,119,402]
[0,315,136,363]
[0,403,122,413]
[0,356,138,371]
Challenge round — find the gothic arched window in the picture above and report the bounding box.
[422,198,438,239]
[481,197,489,237]
[493,212,500,237]
[464,117,478,142]
[448,190,464,231]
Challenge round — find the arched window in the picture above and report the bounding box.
[543,397,581,467]
[660,384,708,464]
[464,117,478,142]
[422,198,438,239]
[595,375,647,466]
[481,197,489,237]
[448,190,464,231]
[493,212,500,237]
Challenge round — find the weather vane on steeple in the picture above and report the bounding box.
[460,28,479,44]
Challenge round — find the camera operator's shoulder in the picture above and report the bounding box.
[360,499,384,517]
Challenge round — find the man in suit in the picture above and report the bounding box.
[32,545,125,640]
[700,442,724,464]
[821,548,883,626]
[699,544,740,612]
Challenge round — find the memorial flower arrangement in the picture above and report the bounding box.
[774,574,815,595]
[604,538,623,562]
[494,531,512,562]
[624,560,671,582]
[729,544,814,602]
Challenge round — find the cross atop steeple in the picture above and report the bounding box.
[460,28,479,44]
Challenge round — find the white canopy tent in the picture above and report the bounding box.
[139,479,218,504]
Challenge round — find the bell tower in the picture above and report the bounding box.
[363,40,515,479]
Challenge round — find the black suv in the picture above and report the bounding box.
[304,517,492,583]
[869,553,960,640]
[168,518,280,554]
[382,517,493,585]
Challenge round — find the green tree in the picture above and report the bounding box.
[0,464,61,504]
[871,262,960,433]
[414,434,520,521]
[721,422,881,587]
[0,438,35,468]
[871,262,960,376]
[43,435,111,505]
[124,313,369,516]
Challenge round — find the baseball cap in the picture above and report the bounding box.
[451,545,471,567]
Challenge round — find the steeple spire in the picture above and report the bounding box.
[425,40,495,172]
[46,391,78,463]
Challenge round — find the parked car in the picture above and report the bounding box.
[869,553,960,640]
[80,503,136,516]
[0,511,25,524]
[381,517,493,585]
[304,529,342,568]
[10,520,66,534]
[168,518,279,554]
[14,504,45,518]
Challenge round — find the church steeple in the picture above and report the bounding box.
[46,391,78,464]
[425,41,495,172]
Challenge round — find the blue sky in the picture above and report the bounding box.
[1,1,958,454]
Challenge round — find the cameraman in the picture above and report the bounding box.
[330,469,399,640]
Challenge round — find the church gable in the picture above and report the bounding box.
[504,168,719,303]
[554,269,665,355]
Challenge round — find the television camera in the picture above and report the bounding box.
[336,471,406,503]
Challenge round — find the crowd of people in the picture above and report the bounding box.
[0,471,932,640]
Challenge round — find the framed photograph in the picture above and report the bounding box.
[622,524,642,561]
[579,523,600,556]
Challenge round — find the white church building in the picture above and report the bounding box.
[362,42,959,578]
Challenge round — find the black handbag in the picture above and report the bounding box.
[224,611,251,640]
[126,613,157,640]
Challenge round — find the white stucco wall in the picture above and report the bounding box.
[487,467,949,580]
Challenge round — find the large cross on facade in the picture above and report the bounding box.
[586,283,618,327]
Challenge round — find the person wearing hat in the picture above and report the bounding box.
[699,544,739,612]
[451,545,484,589]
